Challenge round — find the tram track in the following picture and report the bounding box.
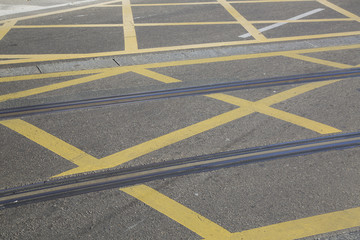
[1,131,359,209]
[1,68,359,120]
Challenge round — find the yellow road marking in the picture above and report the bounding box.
[0,119,99,167]
[13,24,124,28]
[217,0,267,41]
[0,69,105,83]
[122,0,138,52]
[257,80,340,105]
[207,93,341,134]
[2,33,360,65]
[10,18,355,29]
[265,31,360,42]
[130,0,314,6]
[57,79,340,176]
[121,184,232,239]
[0,78,348,239]
[0,20,17,40]
[57,108,255,176]
[135,22,239,26]
[1,44,358,87]
[131,68,182,83]
[284,53,354,69]
[126,43,360,69]
[97,4,122,7]
[231,207,360,240]
[317,0,360,22]
[0,69,128,103]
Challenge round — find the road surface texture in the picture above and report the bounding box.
[0,0,360,239]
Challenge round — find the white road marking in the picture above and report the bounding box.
[0,0,99,17]
[239,8,324,38]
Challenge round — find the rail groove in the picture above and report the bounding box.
[1,68,359,119]
[1,131,359,209]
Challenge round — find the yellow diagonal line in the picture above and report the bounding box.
[122,0,138,52]
[121,184,231,239]
[0,68,128,103]
[57,107,255,176]
[0,20,17,40]
[284,53,354,69]
[317,0,360,22]
[217,0,266,41]
[257,80,340,106]
[0,80,344,239]
[207,93,341,134]
[0,69,103,83]
[1,41,360,66]
[57,79,340,176]
[231,207,360,240]
[131,68,182,83]
[0,119,99,166]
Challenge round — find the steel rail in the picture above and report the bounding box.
[1,131,359,209]
[1,68,359,119]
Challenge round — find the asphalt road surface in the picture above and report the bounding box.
[0,0,360,239]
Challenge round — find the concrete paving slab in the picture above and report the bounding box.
[38,58,119,74]
[0,65,40,77]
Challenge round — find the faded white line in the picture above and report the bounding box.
[239,8,324,38]
[0,0,99,17]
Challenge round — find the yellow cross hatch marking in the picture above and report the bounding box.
[0,20,17,40]
[217,0,267,41]
[317,0,360,22]
[121,184,232,239]
[207,93,341,134]
[0,69,129,103]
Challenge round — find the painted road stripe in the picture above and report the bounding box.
[207,93,341,134]
[317,0,360,22]
[122,0,138,52]
[0,20,16,40]
[2,132,359,207]
[232,207,360,239]
[284,53,354,69]
[57,79,340,176]
[2,31,360,65]
[239,8,324,38]
[0,68,128,103]
[1,68,357,119]
[217,0,267,41]
[121,185,232,239]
